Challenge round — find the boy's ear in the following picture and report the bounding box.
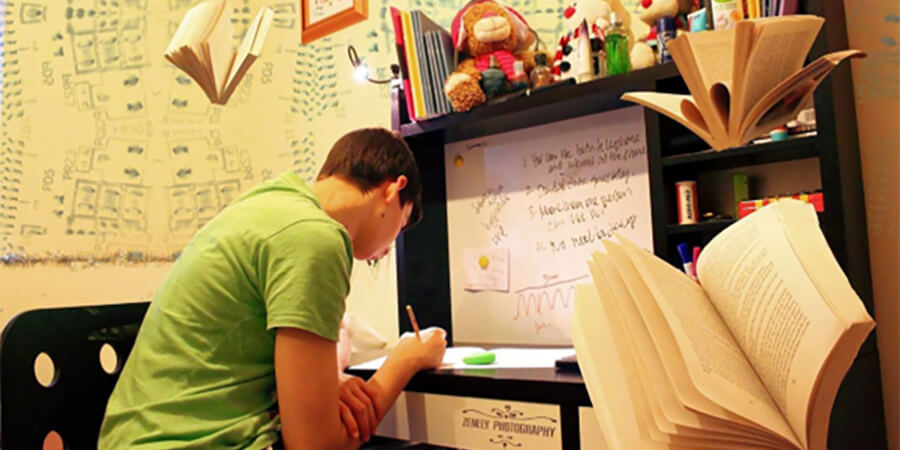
[395,175,408,191]
[385,175,408,202]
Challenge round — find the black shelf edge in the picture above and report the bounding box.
[667,220,736,235]
[661,135,819,172]
[400,63,680,138]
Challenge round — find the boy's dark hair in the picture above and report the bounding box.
[317,128,422,230]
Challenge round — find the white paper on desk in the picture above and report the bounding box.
[463,247,510,291]
[349,347,575,371]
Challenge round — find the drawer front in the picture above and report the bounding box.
[377,392,562,450]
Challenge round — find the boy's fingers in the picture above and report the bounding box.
[339,401,360,439]
[342,391,371,441]
[351,383,379,434]
[362,382,384,419]
[361,381,379,401]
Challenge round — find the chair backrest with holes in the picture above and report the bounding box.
[0,302,149,449]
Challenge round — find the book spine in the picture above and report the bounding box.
[390,8,416,123]
[434,32,453,114]
[428,32,450,115]
[412,11,434,118]
[401,11,424,121]
[733,173,750,218]
[780,0,797,15]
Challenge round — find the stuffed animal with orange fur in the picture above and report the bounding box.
[443,0,536,112]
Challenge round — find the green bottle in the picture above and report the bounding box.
[605,13,631,76]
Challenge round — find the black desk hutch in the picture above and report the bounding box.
[371,1,888,448]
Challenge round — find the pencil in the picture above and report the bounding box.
[406,305,421,340]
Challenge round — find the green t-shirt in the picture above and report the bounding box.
[99,171,353,449]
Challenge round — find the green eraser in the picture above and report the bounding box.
[463,351,496,365]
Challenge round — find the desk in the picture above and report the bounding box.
[347,367,607,449]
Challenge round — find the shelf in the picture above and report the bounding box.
[400,63,681,139]
[667,220,736,235]
[661,135,818,173]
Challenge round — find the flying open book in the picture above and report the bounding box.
[622,16,865,150]
[165,0,274,105]
[573,199,874,449]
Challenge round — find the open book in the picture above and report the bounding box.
[622,16,865,150]
[165,0,274,105]
[573,199,874,450]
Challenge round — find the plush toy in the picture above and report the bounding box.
[552,0,612,82]
[626,0,697,69]
[629,41,657,69]
[638,0,696,42]
[443,0,536,112]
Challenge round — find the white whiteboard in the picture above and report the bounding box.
[445,107,653,345]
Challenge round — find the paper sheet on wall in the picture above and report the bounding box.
[464,247,510,291]
[445,107,653,346]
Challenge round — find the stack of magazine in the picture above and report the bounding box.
[389,7,455,121]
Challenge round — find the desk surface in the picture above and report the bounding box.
[347,366,591,407]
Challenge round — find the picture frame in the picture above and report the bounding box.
[301,0,368,43]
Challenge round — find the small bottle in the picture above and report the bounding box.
[605,13,631,76]
[529,53,554,89]
[575,20,595,83]
[657,16,676,64]
[480,54,508,101]
[510,60,528,91]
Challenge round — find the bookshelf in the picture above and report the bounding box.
[665,220,736,235]
[390,1,887,448]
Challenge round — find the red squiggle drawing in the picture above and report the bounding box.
[513,275,588,320]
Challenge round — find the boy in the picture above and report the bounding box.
[99,128,447,449]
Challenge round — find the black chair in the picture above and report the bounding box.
[0,303,453,450]
[0,302,149,449]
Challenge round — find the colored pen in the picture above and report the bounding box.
[406,305,421,340]
[692,246,701,278]
[676,243,696,280]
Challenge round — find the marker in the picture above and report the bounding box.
[676,243,696,280]
[406,305,421,341]
[692,246,701,279]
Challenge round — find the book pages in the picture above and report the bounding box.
[573,284,668,449]
[203,2,236,98]
[165,0,223,55]
[672,29,737,141]
[733,17,823,125]
[591,254,790,448]
[696,200,849,448]
[739,50,866,142]
[614,238,800,447]
[750,200,873,449]
[620,92,714,146]
[221,7,275,103]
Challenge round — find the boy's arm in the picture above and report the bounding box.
[275,327,361,450]
[365,328,447,420]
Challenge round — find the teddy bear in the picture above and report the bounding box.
[552,0,612,82]
[443,0,536,113]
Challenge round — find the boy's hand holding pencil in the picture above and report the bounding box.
[391,305,447,371]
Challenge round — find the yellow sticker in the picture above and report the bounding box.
[478,255,490,269]
[454,155,464,167]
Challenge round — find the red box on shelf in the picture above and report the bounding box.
[738,192,824,219]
